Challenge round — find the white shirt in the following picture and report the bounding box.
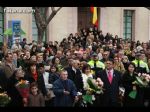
[72,67,76,74]
[106,69,114,77]
[43,72,53,90]
[82,73,93,90]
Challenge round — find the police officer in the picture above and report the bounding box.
[88,52,105,75]
[132,52,149,74]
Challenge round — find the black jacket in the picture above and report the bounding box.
[122,72,144,107]
[96,69,122,107]
[65,67,83,92]
[7,76,24,107]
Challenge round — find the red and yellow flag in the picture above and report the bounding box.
[90,7,98,27]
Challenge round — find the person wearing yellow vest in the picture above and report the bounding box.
[88,52,105,75]
[132,52,149,73]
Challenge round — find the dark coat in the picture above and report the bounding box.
[37,73,47,96]
[122,72,144,107]
[24,72,36,84]
[48,72,59,84]
[65,67,83,92]
[96,69,122,107]
[53,78,77,107]
[28,93,45,107]
[6,76,24,107]
[0,69,8,91]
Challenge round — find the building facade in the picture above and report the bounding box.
[0,7,150,44]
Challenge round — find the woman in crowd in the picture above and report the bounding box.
[24,61,38,83]
[51,57,63,72]
[7,67,25,106]
[113,56,126,74]
[122,62,144,107]
[30,45,38,56]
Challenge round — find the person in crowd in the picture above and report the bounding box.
[132,52,149,73]
[20,38,27,49]
[12,52,18,68]
[43,49,51,62]
[7,67,25,106]
[0,68,7,91]
[30,45,38,56]
[53,70,78,107]
[30,55,37,62]
[49,65,59,84]
[113,56,125,74]
[51,57,63,72]
[122,62,144,107]
[122,55,130,71]
[88,52,105,75]
[65,59,83,93]
[0,52,16,79]
[96,59,123,107]
[37,63,55,107]
[24,61,38,83]
[100,51,110,63]
[28,82,45,107]
[11,39,22,52]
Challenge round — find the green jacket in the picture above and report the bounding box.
[88,60,105,69]
[132,59,149,73]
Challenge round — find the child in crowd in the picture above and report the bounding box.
[28,82,45,107]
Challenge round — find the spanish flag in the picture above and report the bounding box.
[90,7,98,27]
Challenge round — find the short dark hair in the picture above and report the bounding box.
[38,63,45,68]
[82,64,91,73]
[127,62,136,69]
[23,38,26,41]
[106,59,114,64]
[4,52,12,59]
[30,82,38,88]
[29,61,37,67]
[50,65,58,72]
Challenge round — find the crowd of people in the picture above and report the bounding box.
[0,25,150,107]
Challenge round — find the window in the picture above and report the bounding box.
[123,10,134,40]
[0,7,4,42]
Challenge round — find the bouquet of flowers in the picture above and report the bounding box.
[15,79,30,106]
[129,73,150,99]
[82,77,104,104]
[132,73,150,88]
[0,86,11,107]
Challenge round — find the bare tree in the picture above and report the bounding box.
[33,7,62,42]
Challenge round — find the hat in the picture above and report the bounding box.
[92,52,98,56]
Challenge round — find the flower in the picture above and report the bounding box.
[0,92,11,107]
[15,80,30,98]
[138,73,141,77]
[132,73,150,88]
[82,77,104,104]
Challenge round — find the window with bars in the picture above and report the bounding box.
[0,7,4,42]
[123,10,134,40]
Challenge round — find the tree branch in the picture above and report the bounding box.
[46,7,62,26]
[51,7,55,12]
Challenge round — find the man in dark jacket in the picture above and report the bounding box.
[0,68,7,91]
[53,70,78,107]
[65,59,83,92]
[96,59,123,107]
